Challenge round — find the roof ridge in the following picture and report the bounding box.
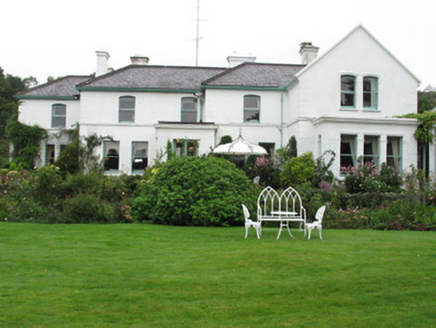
[18,75,93,96]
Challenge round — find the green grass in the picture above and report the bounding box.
[1,223,435,327]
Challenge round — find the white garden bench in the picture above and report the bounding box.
[257,186,307,239]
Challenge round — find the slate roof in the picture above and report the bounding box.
[17,75,92,98]
[202,63,306,89]
[77,65,226,91]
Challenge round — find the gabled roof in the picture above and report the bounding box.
[77,65,226,92]
[296,24,421,83]
[16,75,92,100]
[202,63,305,90]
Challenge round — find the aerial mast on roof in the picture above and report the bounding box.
[195,0,200,66]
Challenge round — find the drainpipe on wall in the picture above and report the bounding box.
[280,93,284,148]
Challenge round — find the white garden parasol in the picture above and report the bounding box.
[212,135,268,155]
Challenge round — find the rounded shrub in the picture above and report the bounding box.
[281,152,315,187]
[131,156,257,226]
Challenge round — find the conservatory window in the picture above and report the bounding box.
[244,95,260,122]
[364,136,380,166]
[340,135,357,169]
[52,104,66,128]
[363,77,378,109]
[174,139,198,157]
[387,137,402,170]
[45,144,55,165]
[104,141,120,172]
[119,96,135,123]
[340,76,356,108]
[181,97,197,123]
[132,142,148,174]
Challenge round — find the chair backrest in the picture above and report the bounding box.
[315,205,326,222]
[257,186,280,218]
[242,204,250,221]
[280,186,304,215]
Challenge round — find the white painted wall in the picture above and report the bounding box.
[19,99,80,129]
[294,27,419,119]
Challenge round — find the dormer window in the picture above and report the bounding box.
[363,77,378,109]
[340,76,356,108]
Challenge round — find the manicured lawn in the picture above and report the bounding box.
[1,223,435,327]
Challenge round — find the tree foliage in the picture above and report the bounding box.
[6,120,47,169]
[418,91,436,113]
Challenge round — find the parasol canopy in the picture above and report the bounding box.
[212,135,268,155]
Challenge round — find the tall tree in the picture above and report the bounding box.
[0,67,31,166]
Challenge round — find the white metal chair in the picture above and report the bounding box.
[307,205,326,240]
[242,204,261,239]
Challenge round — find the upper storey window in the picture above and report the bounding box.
[119,96,135,123]
[181,97,197,123]
[363,77,378,109]
[340,76,356,108]
[52,104,66,128]
[244,95,260,123]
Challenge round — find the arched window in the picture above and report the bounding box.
[52,104,66,128]
[340,76,356,108]
[181,97,197,123]
[244,95,260,123]
[119,96,135,123]
[363,76,378,109]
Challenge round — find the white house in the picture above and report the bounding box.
[17,25,421,176]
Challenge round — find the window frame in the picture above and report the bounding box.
[363,135,380,167]
[174,139,198,157]
[243,95,260,123]
[340,75,356,109]
[363,76,379,110]
[51,103,66,128]
[132,141,148,174]
[340,134,357,171]
[181,97,198,123]
[118,96,135,123]
[45,144,55,165]
[386,136,402,171]
[103,141,120,173]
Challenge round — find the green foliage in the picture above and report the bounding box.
[276,136,297,164]
[402,111,436,145]
[250,155,281,188]
[418,90,436,113]
[6,120,47,169]
[342,160,403,194]
[219,135,232,145]
[55,125,105,175]
[281,152,315,187]
[34,165,62,206]
[62,193,117,223]
[312,150,336,187]
[131,156,257,226]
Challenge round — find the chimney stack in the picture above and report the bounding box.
[96,51,110,77]
[227,54,256,68]
[299,42,319,65]
[130,55,150,65]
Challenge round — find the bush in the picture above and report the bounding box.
[62,193,117,223]
[131,156,257,226]
[281,152,315,187]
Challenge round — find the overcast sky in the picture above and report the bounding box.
[1,0,435,89]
